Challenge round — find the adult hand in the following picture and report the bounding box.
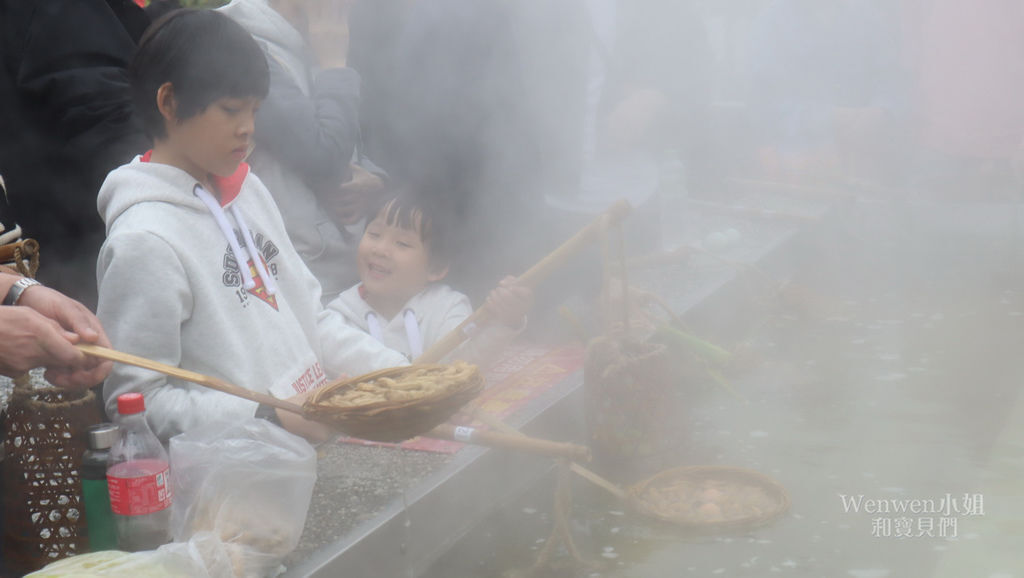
[0,304,110,389]
[20,284,112,388]
[19,284,110,348]
[306,0,353,69]
[322,164,385,226]
[484,276,533,329]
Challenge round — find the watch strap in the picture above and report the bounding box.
[3,277,40,306]
[255,403,282,426]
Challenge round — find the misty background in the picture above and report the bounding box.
[342,0,1024,301]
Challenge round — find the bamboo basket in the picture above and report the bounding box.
[626,465,790,531]
[583,336,675,461]
[2,382,102,574]
[305,363,484,443]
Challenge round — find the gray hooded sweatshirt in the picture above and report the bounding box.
[96,157,407,440]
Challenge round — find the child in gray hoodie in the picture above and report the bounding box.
[96,10,406,442]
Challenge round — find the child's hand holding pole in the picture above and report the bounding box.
[414,200,631,364]
[483,276,533,329]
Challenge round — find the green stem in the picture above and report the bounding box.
[652,324,733,366]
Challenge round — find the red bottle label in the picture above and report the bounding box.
[108,460,172,516]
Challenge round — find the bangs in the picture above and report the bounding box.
[380,198,432,243]
[368,190,451,267]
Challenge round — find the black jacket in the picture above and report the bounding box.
[0,0,149,304]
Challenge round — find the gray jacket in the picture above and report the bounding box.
[220,0,363,302]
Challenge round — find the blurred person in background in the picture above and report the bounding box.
[348,0,711,305]
[528,0,712,229]
[513,0,712,318]
[221,0,386,302]
[747,0,911,187]
[0,0,150,309]
[347,0,535,302]
[911,0,1024,199]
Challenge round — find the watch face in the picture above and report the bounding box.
[15,278,39,291]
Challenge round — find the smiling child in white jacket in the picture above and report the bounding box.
[326,193,532,366]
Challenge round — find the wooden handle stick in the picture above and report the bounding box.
[471,410,626,500]
[426,423,591,462]
[415,200,632,364]
[76,344,307,416]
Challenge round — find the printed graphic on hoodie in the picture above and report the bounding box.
[222,229,280,310]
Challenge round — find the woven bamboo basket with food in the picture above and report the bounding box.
[627,465,790,530]
[305,362,484,443]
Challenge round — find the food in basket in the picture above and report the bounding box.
[642,478,780,524]
[304,362,484,442]
[319,361,478,409]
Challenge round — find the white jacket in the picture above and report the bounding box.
[327,283,521,366]
[96,157,407,440]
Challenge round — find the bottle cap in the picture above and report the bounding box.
[116,392,146,416]
[87,423,120,450]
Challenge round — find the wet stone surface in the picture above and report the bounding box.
[420,203,1024,578]
[286,443,452,566]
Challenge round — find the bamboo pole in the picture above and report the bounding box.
[427,423,591,462]
[414,200,632,364]
[78,344,591,458]
[76,344,306,415]
[471,410,625,500]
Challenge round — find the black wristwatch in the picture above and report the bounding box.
[255,403,282,425]
[3,277,40,306]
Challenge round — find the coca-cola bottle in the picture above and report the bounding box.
[106,393,172,551]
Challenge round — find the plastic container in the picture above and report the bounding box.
[82,423,119,552]
[107,394,171,552]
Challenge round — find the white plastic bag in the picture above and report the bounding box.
[26,419,315,578]
[24,547,206,577]
[168,418,317,577]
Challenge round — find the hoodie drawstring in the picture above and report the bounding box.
[195,185,277,295]
[230,204,279,296]
[365,309,423,359]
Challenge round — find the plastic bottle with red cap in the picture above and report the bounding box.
[107,393,172,551]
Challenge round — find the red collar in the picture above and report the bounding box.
[358,284,369,301]
[141,150,249,208]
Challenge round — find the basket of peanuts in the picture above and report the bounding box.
[626,465,791,531]
[305,362,484,443]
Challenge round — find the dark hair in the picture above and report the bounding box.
[367,189,451,270]
[129,9,269,139]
